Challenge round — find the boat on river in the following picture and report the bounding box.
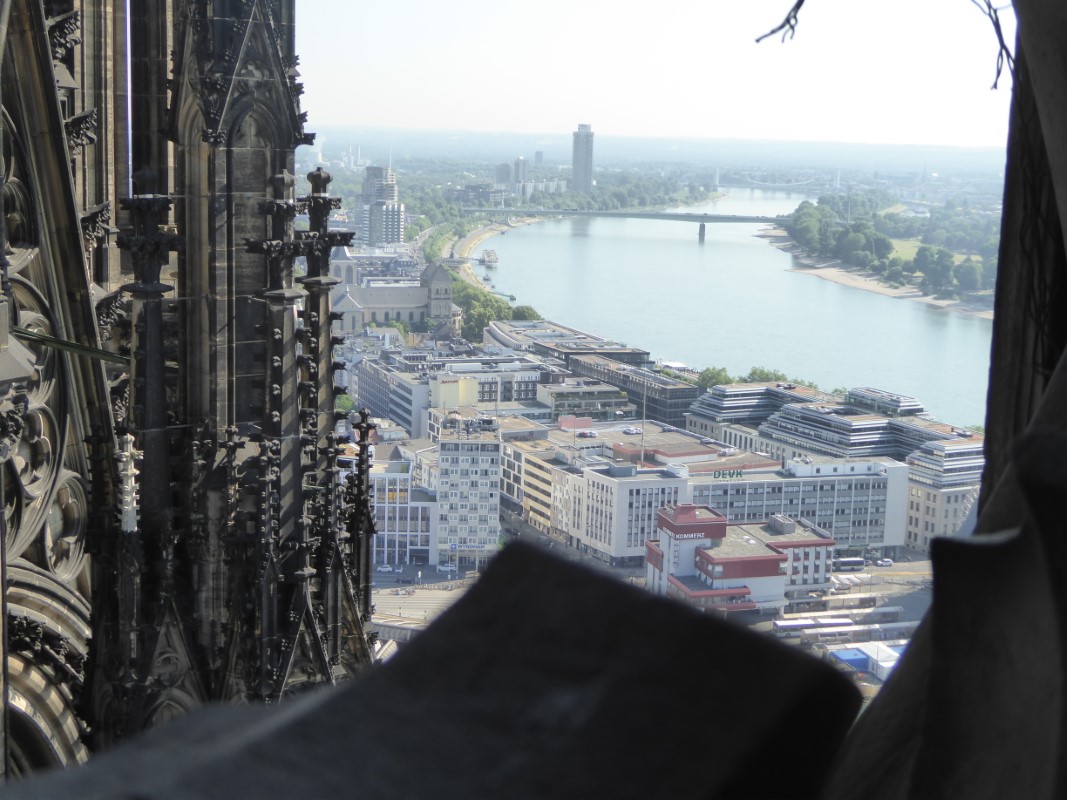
[479,249,498,266]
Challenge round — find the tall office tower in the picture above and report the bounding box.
[0,0,375,775]
[534,150,544,167]
[495,163,513,187]
[361,165,404,244]
[513,156,528,185]
[362,165,399,204]
[572,124,595,193]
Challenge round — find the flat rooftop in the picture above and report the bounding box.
[701,531,782,560]
[734,520,832,546]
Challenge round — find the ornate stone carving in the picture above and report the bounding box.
[80,202,111,251]
[47,10,81,63]
[0,391,28,462]
[64,108,98,155]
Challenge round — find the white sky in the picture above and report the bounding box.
[295,1,1015,148]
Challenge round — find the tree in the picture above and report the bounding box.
[913,245,935,274]
[929,247,957,290]
[511,305,542,321]
[838,232,867,260]
[451,278,513,342]
[954,259,983,292]
[743,366,789,383]
[696,366,733,389]
[982,256,998,290]
[847,250,874,269]
[871,233,894,261]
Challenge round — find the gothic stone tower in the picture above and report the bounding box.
[0,0,375,776]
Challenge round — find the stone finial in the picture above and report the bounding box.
[269,171,295,200]
[307,167,332,195]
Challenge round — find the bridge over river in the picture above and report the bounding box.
[464,208,783,239]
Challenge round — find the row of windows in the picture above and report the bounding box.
[369,310,426,323]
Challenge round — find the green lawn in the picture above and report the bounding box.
[891,238,968,264]
[890,238,922,260]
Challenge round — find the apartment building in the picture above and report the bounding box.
[905,437,984,553]
[535,379,635,422]
[360,165,404,245]
[370,461,437,568]
[686,382,833,434]
[687,383,982,554]
[745,515,836,598]
[645,506,834,615]
[690,456,909,553]
[435,425,502,571]
[355,349,563,437]
[645,505,785,615]
[577,462,690,565]
[483,319,651,368]
[572,123,595,193]
[568,355,701,429]
[499,420,907,560]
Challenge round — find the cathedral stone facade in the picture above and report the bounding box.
[0,0,375,775]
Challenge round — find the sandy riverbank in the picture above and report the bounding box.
[757,227,994,320]
[452,218,542,288]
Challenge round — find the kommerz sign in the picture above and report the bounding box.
[711,469,744,479]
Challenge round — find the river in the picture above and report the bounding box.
[471,189,992,428]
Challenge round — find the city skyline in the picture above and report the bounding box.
[296,1,1015,149]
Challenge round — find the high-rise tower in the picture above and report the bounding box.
[361,165,404,245]
[572,124,594,193]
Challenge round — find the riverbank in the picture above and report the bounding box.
[451,218,541,288]
[756,227,995,320]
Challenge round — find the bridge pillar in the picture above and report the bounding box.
[698,222,706,242]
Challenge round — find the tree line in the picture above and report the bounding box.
[661,365,830,393]
[784,191,999,297]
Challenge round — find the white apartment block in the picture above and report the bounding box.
[905,438,984,554]
[436,430,502,570]
[690,457,909,553]
[742,515,836,598]
[355,351,561,439]
[500,420,910,566]
[644,510,834,614]
[645,505,791,615]
[514,447,691,565]
[370,461,437,568]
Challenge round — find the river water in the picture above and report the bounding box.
[472,189,992,428]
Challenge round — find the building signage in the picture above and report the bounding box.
[711,469,744,479]
[674,532,710,540]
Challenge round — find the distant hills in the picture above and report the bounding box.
[307,126,1006,177]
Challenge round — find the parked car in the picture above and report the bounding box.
[436,563,457,574]
[874,558,894,567]
[375,564,394,573]
[576,430,598,438]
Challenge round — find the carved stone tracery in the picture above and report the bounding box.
[47,10,81,63]
[63,108,98,155]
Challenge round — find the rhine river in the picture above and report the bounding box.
[471,189,992,428]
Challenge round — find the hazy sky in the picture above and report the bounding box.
[295,1,1015,148]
